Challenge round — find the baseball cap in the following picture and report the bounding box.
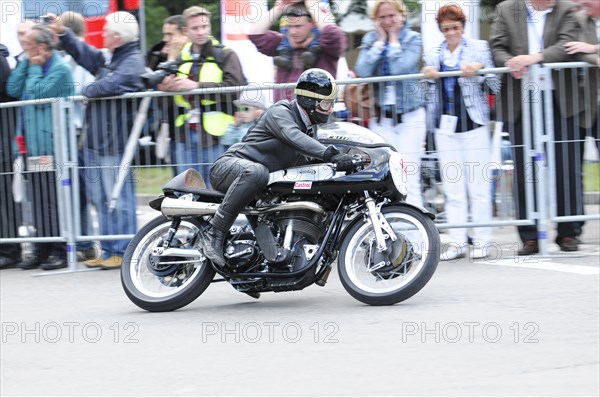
[234,91,267,110]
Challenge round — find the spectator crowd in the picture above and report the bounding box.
[0,0,598,270]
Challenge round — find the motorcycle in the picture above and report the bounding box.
[121,122,440,311]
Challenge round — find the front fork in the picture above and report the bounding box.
[163,217,181,249]
[364,191,397,252]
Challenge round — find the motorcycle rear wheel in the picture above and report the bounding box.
[338,205,440,306]
[121,216,215,312]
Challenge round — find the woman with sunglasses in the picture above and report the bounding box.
[422,4,501,261]
[354,0,426,208]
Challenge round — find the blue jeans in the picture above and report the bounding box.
[76,151,95,251]
[172,130,225,188]
[81,149,137,257]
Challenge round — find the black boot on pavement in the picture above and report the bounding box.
[0,255,21,268]
[18,258,42,270]
[41,256,68,271]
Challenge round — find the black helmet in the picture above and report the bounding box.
[294,68,338,124]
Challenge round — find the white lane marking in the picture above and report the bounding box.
[473,258,600,275]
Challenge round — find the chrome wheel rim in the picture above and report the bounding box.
[129,220,205,298]
[344,212,429,294]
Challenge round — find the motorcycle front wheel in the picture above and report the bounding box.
[338,205,440,306]
[121,216,215,312]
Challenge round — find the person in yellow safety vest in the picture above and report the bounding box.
[158,5,247,186]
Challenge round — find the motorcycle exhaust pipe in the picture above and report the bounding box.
[247,201,327,217]
[161,197,327,217]
[161,197,220,217]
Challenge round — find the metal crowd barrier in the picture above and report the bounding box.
[0,62,598,274]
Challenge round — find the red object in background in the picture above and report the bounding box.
[16,135,27,155]
[85,0,139,48]
[487,93,496,109]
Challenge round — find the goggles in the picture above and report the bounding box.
[316,99,335,111]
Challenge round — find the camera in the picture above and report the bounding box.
[141,60,183,88]
[40,15,52,25]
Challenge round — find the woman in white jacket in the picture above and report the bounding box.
[422,4,501,261]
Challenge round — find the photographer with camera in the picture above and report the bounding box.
[145,14,188,175]
[245,0,346,102]
[48,11,146,269]
[157,6,246,185]
[147,15,188,70]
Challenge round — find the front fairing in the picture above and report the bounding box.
[267,122,403,199]
[316,122,396,149]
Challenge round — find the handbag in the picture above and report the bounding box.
[343,83,379,121]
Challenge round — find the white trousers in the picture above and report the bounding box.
[369,107,426,207]
[435,125,493,247]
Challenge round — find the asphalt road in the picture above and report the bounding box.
[1,214,599,397]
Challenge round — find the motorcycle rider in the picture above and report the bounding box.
[202,68,354,267]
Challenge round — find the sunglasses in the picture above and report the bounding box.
[237,106,250,111]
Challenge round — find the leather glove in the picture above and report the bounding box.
[323,145,340,162]
[331,153,355,171]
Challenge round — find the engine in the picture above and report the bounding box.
[222,208,328,273]
[274,209,327,244]
[223,225,260,270]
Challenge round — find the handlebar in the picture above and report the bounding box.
[332,154,368,172]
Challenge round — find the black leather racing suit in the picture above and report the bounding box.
[208,99,333,231]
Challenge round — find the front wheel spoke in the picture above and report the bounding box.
[168,273,180,287]
[372,272,395,285]
[386,269,407,278]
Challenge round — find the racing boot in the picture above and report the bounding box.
[202,228,227,267]
[201,209,237,267]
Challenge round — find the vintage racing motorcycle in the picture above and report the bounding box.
[121,122,440,311]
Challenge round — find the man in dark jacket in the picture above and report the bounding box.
[201,68,354,268]
[565,0,599,152]
[147,15,187,70]
[50,11,146,269]
[490,0,582,254]
[0,43,21,268]
[245,0,346,102]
